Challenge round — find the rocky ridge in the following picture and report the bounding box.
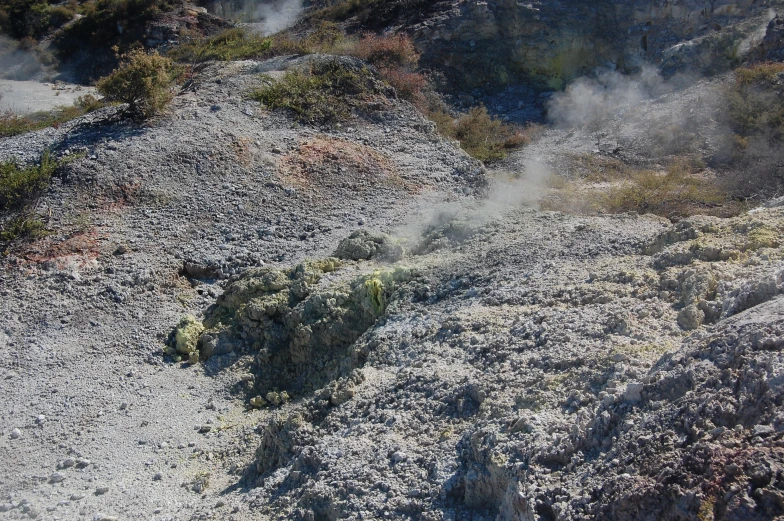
[403,0,784,94]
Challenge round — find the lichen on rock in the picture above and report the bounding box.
[173,256,414,403]
[173,315,205,355]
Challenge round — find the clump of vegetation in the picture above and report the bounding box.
[352,32,419,70]
[0,151,58,211]
[727,62,784,139]
[429,106,532,162]
[251,60,383,124]
[0,151,60,244]
[169,23,348,64]
[0,95,106,138]
[0,213,47,242]
[169,27,273,62]
[349,32,428,106]
[723,62,784,195]
[603,166,725,219]
[96,48,179,118]
[543,155,744,220]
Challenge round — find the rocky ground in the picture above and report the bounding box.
[2,53,784,521]
[0,57,481,520]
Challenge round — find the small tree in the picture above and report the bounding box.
[96,48,177,118]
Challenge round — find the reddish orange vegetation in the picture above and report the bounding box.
[280,136,415,193]
[351,33,428,109]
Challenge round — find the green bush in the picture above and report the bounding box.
[0,151,58,211]
[48,4,76,27]
[352,33,419,69]
[0,213,47,242]
[96,48,178,117]
[429,105,530,162]
[251,60,382,124]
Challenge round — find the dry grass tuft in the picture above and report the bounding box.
[429,106,535,162]
[543,156,744,220]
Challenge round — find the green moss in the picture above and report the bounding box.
[174,315,204,354]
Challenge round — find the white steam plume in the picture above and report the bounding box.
[546,65,673,131]
[253,0,304,35]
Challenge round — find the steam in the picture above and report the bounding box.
[252,0,304,35]
[0,36,45,81]
[390,159,553,253]
[546,65,673,131]
[545,65,716,158]
[207,0,304,35]
[488,158,552,208]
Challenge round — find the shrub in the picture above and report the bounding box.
[379,67,428,105]
[96,48,178,117]
[169,23,350,64]
[48,5,76,28]
[251,60,382,124]
[726,62,784,139]
[733,62,784,86]
[352,33,419,70]
[430,105,531,162]
[0,151,57,211]
[722,62,784,196]
[348,33,427,105]
[601,158,737,219]
[0,213,47,242]
[74,93,105,112]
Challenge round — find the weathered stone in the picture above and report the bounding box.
[678,304,705,330]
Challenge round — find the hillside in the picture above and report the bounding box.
[1,1,784,520]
